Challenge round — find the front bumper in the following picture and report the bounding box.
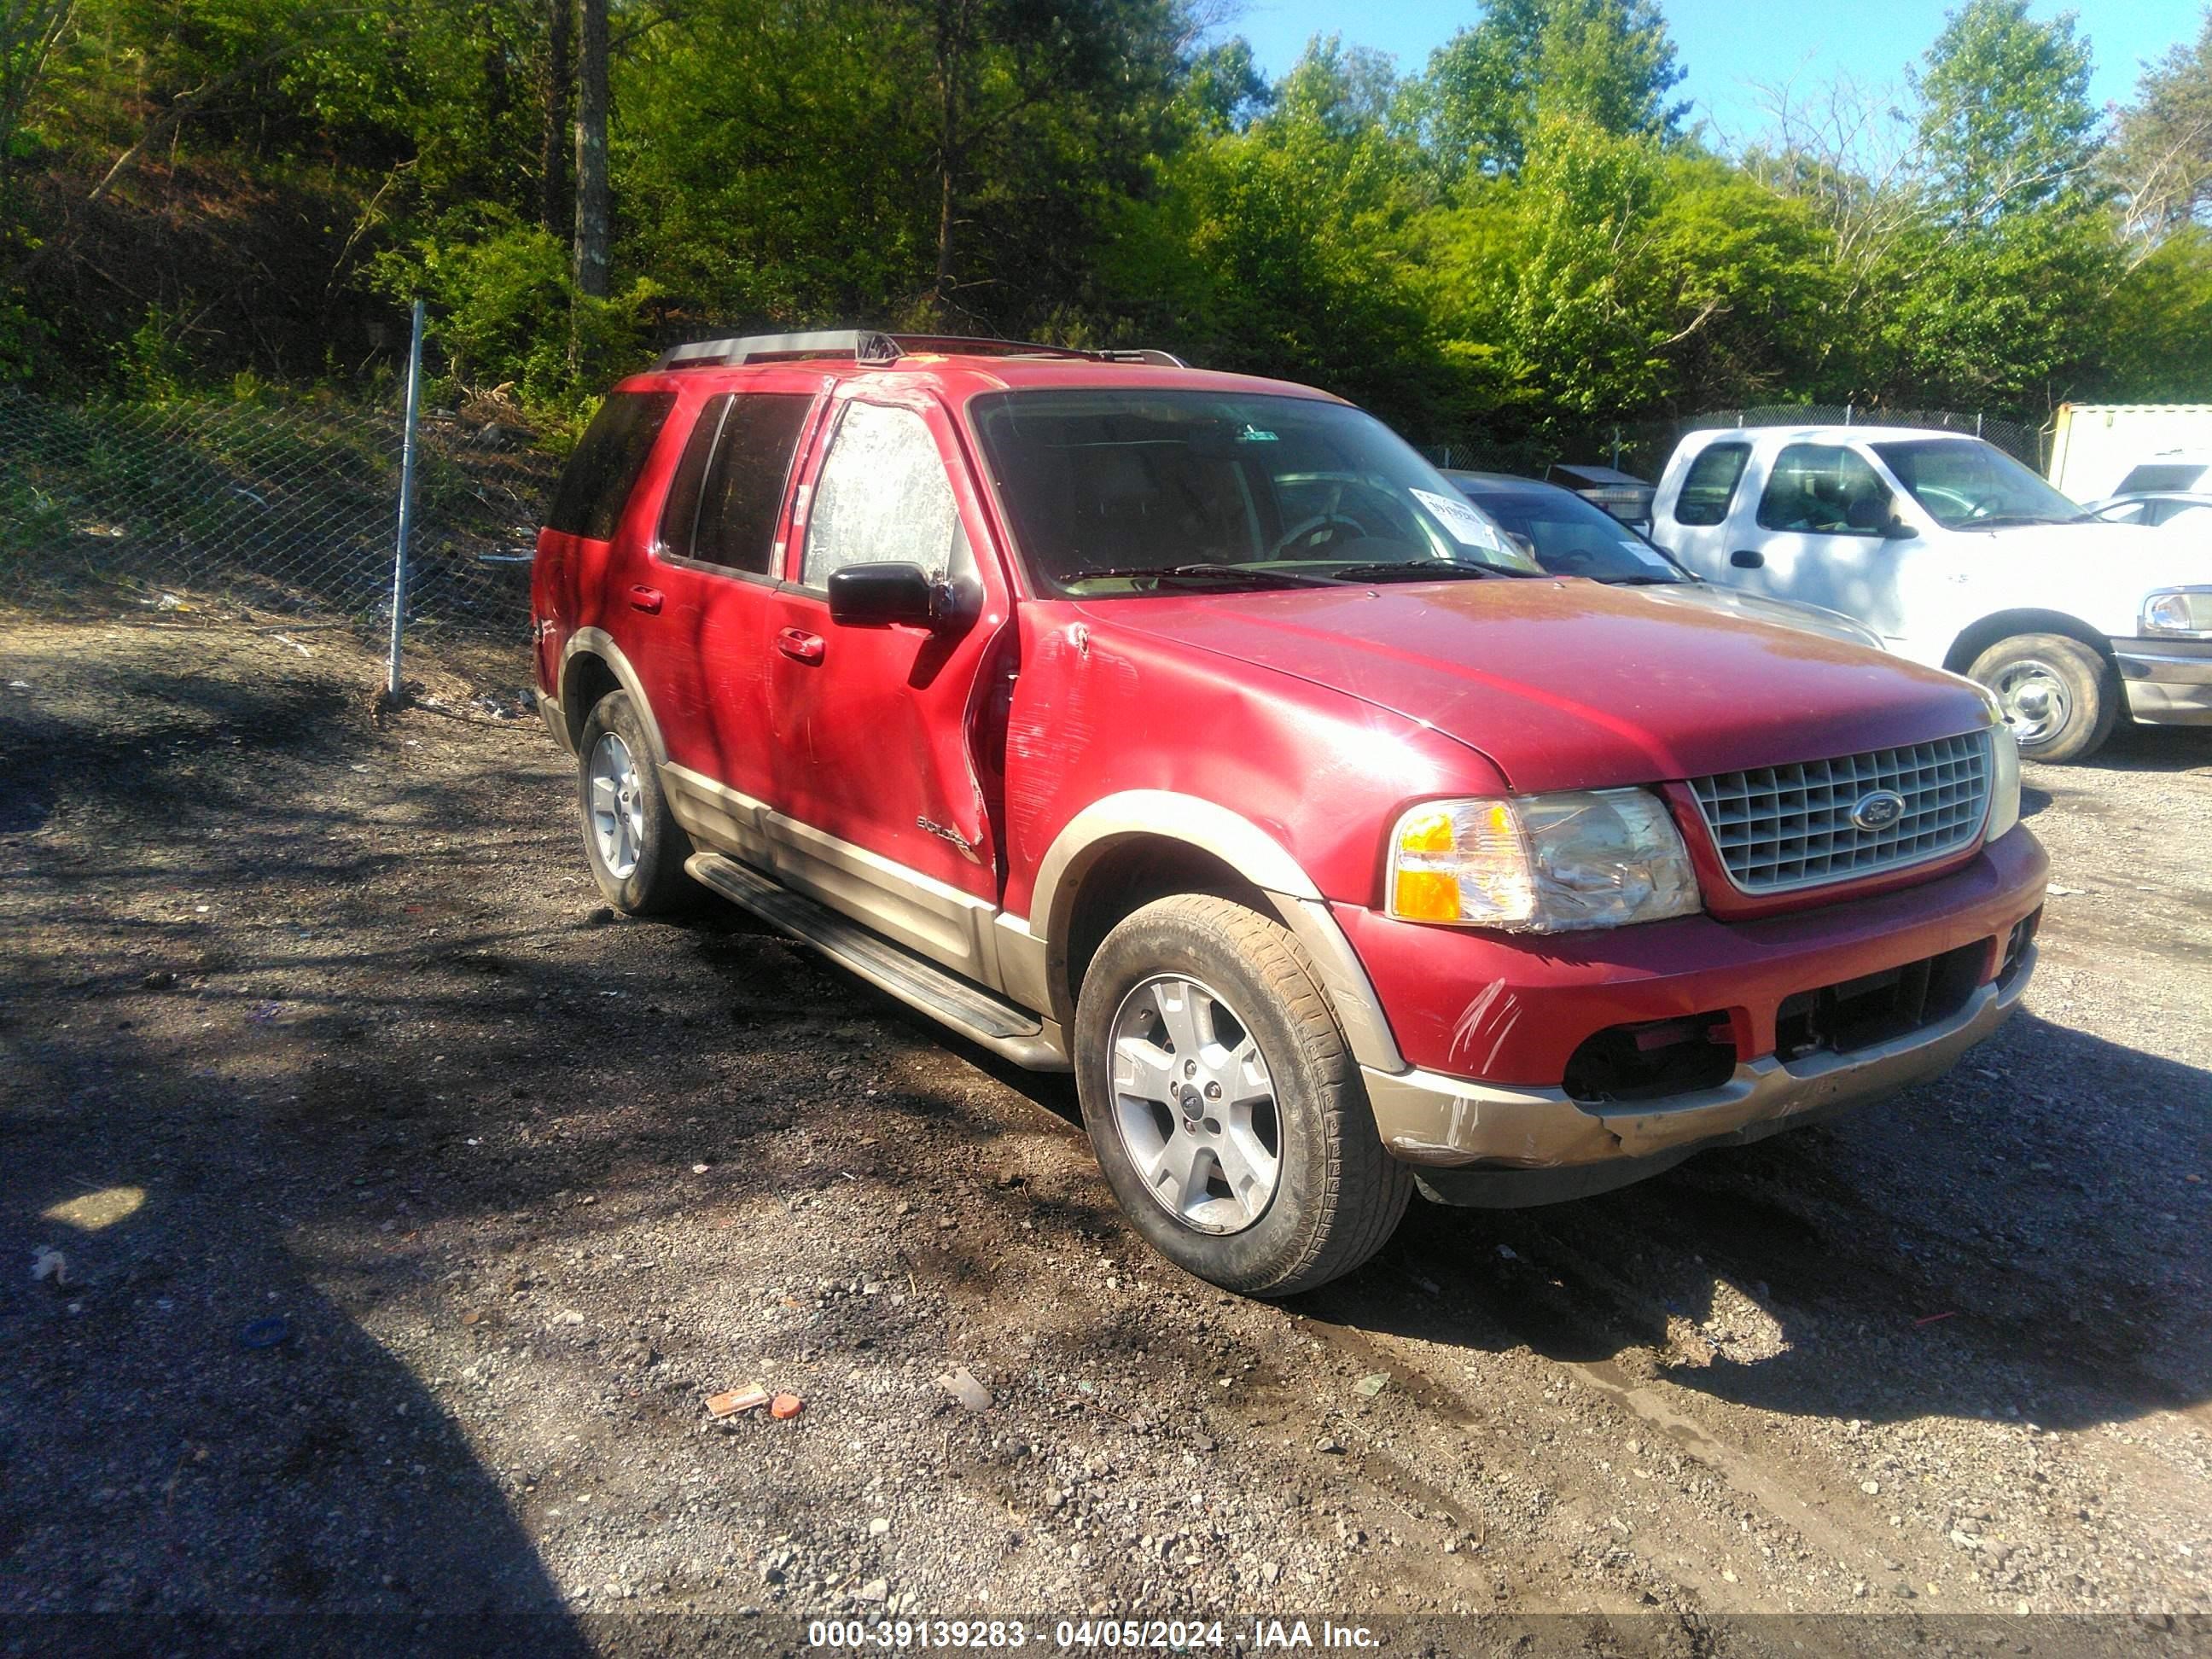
[1347,826,2047,1202]
[2116,637,2212,726]
[1368,944,2032,1205]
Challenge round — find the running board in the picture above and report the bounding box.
[686,852,1069,1070]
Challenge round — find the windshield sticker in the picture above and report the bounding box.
[1620,538,1674,571]
[1236,424,1278,443]
[1412,488,1505,551]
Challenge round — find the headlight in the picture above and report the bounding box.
[1387,789,1702,932]
[2141,587,2212,638]
[1984,720,2021,841]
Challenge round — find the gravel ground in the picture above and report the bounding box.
[1,614,2207,1654]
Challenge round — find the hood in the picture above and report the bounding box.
[1080,578,1991,795]
[1952,516,2198,564]
[1637,581,1883,649]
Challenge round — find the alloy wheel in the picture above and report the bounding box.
[586,731,646,879]
[1108,974,1283,1235]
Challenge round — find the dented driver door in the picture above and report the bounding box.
[757,387,1014,972]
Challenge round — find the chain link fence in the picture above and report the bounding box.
[0,387,557,645]
[3,385,2052,652]
[1426,405,2046,485]
[1681,405,2042,468]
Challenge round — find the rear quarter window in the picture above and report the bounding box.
[545,391,678,540]
[1674,441,1750,527]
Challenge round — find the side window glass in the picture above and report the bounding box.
[1674,442,1749,527]
[545,391,677,540]
[692,393,814,575]
[2095,500,2151,525]
[657,395,731,560]
[802,402,961,587]
[1755,444,1891,536]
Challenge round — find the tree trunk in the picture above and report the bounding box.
[540,0,572,238]
[573,0,610,301]
[930,0,963,320]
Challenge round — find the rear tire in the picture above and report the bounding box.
[1967,632,2117,764]
[1073,894,1410,1297]
[576,690,696,914]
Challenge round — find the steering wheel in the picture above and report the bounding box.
[1272,514,1369,556]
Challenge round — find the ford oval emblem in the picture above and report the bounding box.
[1850,789,1907,831]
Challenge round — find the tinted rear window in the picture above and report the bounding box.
[545,391,677,540]
[1674,441,1749,527]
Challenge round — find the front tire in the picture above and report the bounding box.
[1073,894,1410,1296]
[576,690,696,913]
[1967,632,2118,763]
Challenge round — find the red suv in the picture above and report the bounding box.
[532,331,2046,1295]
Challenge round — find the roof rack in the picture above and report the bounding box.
[651,329,1186,372]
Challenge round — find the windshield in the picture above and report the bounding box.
[969,390,1540,596]
[1871,439,2081,529]
[1451,477,1685,582]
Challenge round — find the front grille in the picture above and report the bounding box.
[1690,731,1992,894]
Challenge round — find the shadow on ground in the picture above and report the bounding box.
[1280,1010,2209,1434]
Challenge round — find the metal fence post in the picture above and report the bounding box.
[385,298,426,702]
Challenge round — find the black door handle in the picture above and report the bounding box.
[1730,550,1765,569]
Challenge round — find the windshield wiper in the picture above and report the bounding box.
[1593,573,1682,585]
[1061,562,1335,590]
[1329,556,1534,583]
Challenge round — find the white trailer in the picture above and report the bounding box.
[2046,403,2212,500]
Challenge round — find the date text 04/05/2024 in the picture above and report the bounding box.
[803,1619,1380,1650]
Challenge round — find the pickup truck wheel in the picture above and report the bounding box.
[576,690,696,913]
[1968,633,2117,763]
[1074,894,1410,1297]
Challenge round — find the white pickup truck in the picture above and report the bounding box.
[1650,425,2212,760]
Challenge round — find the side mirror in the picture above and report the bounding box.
[827,562,938,626]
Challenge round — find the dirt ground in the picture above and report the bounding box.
[2,614,2207,1655]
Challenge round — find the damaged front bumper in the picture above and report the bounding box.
[1366,943,2035,1208]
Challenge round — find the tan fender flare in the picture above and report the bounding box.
[1017,790,1406,1074]
[556,628,668,763]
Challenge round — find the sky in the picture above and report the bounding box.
[1220,0,2203,145]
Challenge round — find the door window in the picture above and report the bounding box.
[657,392,814,575]
[1674,441,1749,527]
[802,401,970,587]
[1755,444,1893,535]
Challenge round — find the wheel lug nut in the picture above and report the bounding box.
[1183,1060,1196,1078]
[1204,1082,1220,1099]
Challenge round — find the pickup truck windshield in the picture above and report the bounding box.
[1871,439,2082,530]
[970,390,1540,595]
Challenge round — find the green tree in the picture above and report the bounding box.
[2110,8,2212,247]
[1416,0,1686,183]
[2099,226,2212,395]
[1887,0,2115,406]
[1914,0,2099,223]
[1103,38,1457,428]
